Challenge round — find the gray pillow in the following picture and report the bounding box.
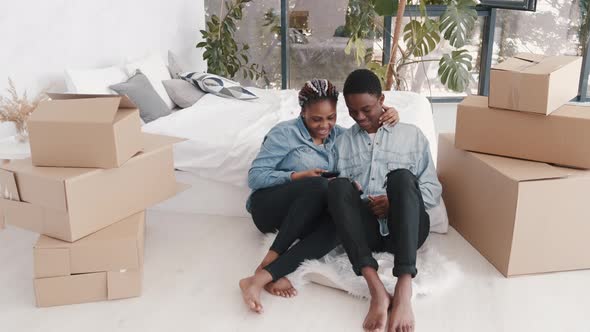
[110,70,171,123]
[162,79,207,108]
[168,51,185,79]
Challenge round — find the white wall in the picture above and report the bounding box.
[0,0,206,95]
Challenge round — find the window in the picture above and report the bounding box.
[287,0,380,90]
[480,0,537,11]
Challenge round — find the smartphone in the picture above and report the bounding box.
[321,171,341,178]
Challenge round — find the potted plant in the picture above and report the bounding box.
[346,0,478,92]
[0,79,47,142]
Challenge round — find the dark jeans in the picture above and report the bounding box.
[249,177,339,281]
[327,169,430,278]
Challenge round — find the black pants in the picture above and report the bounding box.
[327,169,430,278]
[249,177,339,281]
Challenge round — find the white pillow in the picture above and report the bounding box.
[64,66,128,94]
[125,54,175,109]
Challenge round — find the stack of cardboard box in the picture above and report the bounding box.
[0,93,186,306]
[437,54,590,277]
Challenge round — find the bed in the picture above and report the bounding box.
[144,88,448,233]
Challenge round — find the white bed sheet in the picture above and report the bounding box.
[143,88,438,188]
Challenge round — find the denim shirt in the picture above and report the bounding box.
[246,116,345,211]
[335,123,442,235]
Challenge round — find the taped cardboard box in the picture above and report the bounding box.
[489,53,582,115]
[438,133,590,277]
[28,93,143,168]
[456,96,590,169]
[34,211,145,307]
[0,133,186,242]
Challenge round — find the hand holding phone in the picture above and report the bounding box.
[321,171,341,178]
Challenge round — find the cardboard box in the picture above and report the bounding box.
[438,133,590,277]
[34,211,145,307]
[28,93,143,168]
[489,53,582,115]
[456,96,590,169]
[0,133,185,242]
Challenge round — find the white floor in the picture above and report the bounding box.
[1,209,590,332]
[2,104,590,331]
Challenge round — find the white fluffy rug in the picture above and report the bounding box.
[260,233,462,300]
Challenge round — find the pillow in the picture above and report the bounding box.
[168,51,187,79]
[162,79,207,108]
[180,72,258,100]
[110,70,171,123]
[64,66,128,94]
[125,54,175,109]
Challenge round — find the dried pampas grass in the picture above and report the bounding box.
[0,78,48,139]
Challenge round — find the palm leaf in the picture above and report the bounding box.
[439,0,477,48]
[438,49,473,92]
[403,19,440,57]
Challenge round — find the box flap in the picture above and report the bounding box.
[3,158,94,182]
[34,211,145,249]
[141,133,187,153]
[32,97,121,124]
[492,53,581,75]
[34,273,107,307]
[46,93,137,109]
[34,246,71,278]
[525,55,582,75]
[0,168,20,201]
[107,268,142,300]
[474,153,570,182]
[493,54,540,72]
[0,198,45,233]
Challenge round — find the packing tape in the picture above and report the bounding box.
[508,73,522,109]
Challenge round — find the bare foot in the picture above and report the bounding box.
[264,277,297,298]
[364,288,390,332]
[239,270,272,314]
[387,275,414,332]
[255,250,298,298]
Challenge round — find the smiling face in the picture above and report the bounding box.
[344,92,384,134]
[301,99,337,141]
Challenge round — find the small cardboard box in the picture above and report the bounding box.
[438,133,590,277]
[456,96,590,169]
[0,133,186,242]
[28,93,143,168]
[489,53,582,115]
[34,211,145,307]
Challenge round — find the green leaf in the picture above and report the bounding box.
[438,49,473,92]
[403,19,441,57]
[196,42,207,48]
[374,0,399,16]
[439,0,477,48]
[345,38,354,55]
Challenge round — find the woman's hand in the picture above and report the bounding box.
[291,168,326,180]
[380,105,400,126]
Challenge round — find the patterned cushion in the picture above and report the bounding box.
[180,72,258,100]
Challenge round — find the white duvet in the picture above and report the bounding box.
[142,88,438,188]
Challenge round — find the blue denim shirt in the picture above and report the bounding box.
[335,123,442,235]
[246,116,345,211]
